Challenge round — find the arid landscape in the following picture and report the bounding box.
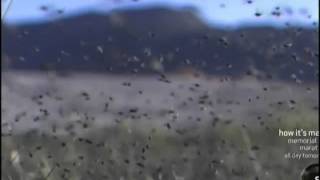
[2,71,318,180]
[1,3,318,180]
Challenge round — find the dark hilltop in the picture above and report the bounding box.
[2,8,319,82]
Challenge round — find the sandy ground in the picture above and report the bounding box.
[2,71,318,135]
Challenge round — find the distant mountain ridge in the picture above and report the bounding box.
[2,8,319,82]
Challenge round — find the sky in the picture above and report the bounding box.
[1,0,319,28]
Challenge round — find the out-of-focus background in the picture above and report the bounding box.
[1,0,319,180]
